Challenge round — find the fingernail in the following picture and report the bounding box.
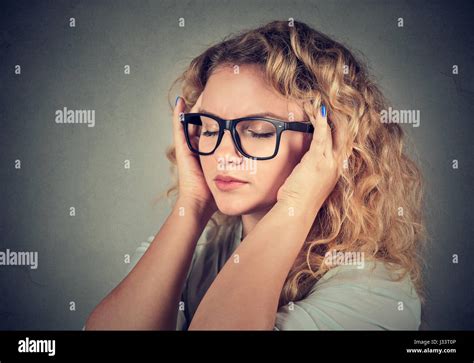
[175,96,180,106]
[321,104,327,117]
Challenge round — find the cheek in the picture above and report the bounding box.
[200,155,215,183]
[251,162,288,201]
[276,132,309,170]
[253,134,309,193]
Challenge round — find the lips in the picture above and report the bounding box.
[214,175,249,191]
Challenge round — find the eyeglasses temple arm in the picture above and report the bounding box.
[286,122,314,133]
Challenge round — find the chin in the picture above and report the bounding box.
[212,191,253,215]
[214,195,276,217]
[215,199,250,216]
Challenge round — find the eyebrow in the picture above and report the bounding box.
[197,107,292,121]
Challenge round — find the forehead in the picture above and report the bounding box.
[201,64,305,121]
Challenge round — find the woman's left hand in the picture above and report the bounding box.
[277,104,348,215]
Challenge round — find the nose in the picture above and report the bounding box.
[214,130,243,165]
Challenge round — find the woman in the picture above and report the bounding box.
[85,20,425,330]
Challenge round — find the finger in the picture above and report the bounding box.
[321,105,333,157]
[173,95,201,163]
[309,104,329,155]
[172,96,186,143]
[330,113,349,167]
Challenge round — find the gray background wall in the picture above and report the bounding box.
[0,0,473,330]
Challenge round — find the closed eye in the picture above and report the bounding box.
[246,130,275,139]
[202,130,218,137]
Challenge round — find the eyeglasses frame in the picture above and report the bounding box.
[180,112,314,160]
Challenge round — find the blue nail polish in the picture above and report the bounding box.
[175,96,180,106]
[321,105,327,117]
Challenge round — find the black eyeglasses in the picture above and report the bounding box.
[181,113,314,160]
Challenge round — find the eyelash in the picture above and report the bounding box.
[246,130,275,139]
[202,130,218,137]
[201,130,275,139]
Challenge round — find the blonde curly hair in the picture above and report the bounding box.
[164,20,427,307]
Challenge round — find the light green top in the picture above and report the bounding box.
[127,221,421,330]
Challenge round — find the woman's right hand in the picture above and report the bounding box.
[172,94,217,217]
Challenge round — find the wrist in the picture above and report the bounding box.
[275,197,323,227]
[174,197,215,225]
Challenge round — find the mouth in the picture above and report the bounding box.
[213,175,249,191]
